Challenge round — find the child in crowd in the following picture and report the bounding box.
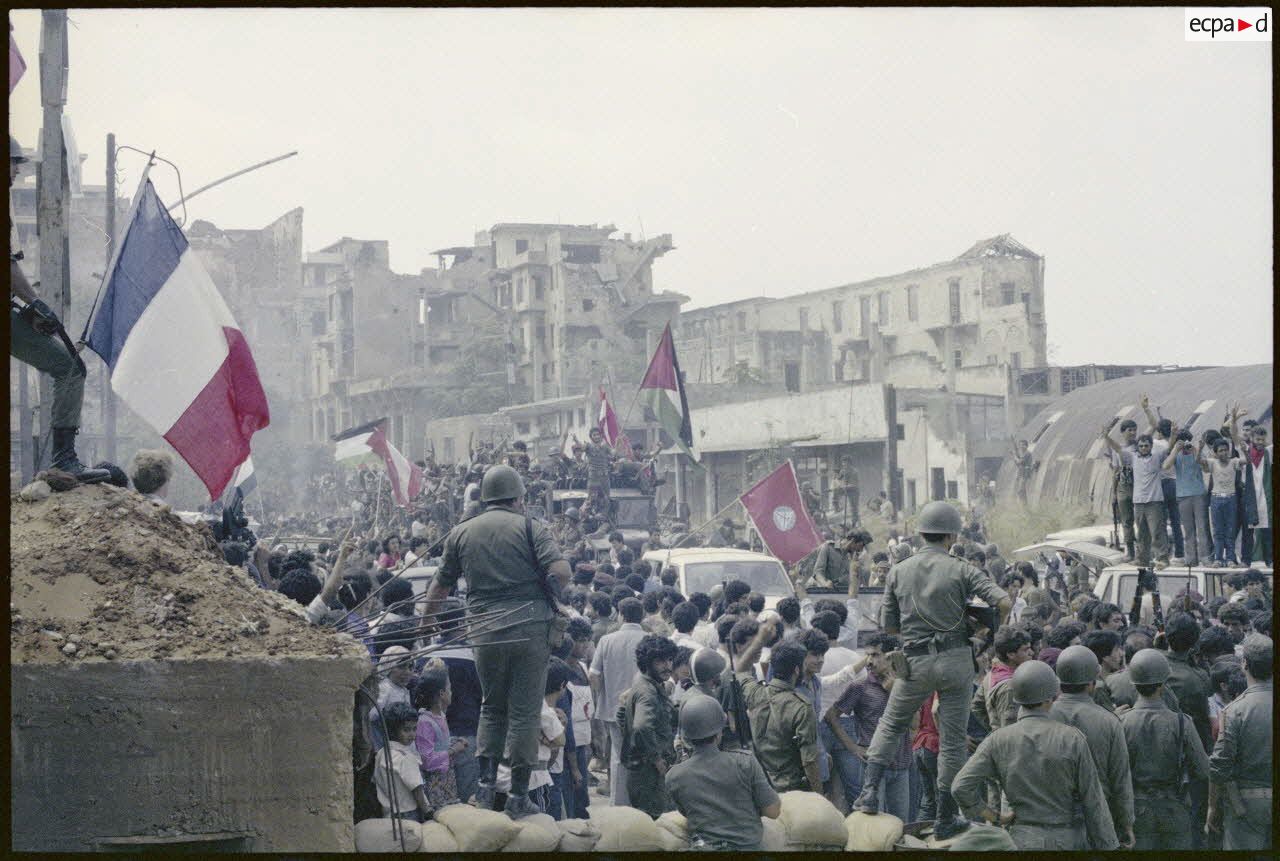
[412,668,466,809]
[373,702,433,823]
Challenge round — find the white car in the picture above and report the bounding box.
[641,547,795,610]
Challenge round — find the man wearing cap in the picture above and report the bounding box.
[1050,645,1135,849]
[1119,648,1210,849]
[851,501,1010,840]
[1207,634,1272,850]
[425,464,572,819]
[665,694,781,850]
[952,660,1119,851]
[8,136,108,483]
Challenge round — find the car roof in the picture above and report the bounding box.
[1012,540,1125,566]
[1100,564,1271,576]
[641,548,783,565]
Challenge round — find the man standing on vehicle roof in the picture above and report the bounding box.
[851,501,1011,840]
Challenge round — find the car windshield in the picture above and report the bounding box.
[1115,572,1209,609]
[684,560,791,597]
[612,498,652,528]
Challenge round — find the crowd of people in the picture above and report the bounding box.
[188,440,1272,851]
[80,406,1272,851]
[1101,396,1272,569]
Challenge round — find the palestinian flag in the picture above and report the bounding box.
[332,418,386,466]
[332,418,423,508]
[640,323,697,463]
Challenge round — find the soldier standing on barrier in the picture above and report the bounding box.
[425,465,572,819]
[9,136,108,483]
[1207,634,1272,850]
[851,501,1010,840]
[1049,645,1135,848]
[952,660,1118,851]
[1119,648,1210,849]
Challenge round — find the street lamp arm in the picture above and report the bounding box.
[177,151,299,207]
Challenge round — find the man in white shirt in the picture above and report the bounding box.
[1104,429,1169,569]
[589,598,647,806]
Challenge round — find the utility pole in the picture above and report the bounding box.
[103,132,117,462]
[35,9,69,471]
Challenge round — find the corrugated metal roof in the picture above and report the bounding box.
[999,364,1273,516]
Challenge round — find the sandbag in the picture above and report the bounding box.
[656,810,688,842]
[777,790,846,848]
[656,826,686,851]
[945,823,1017,851]
[353,817,422,852]
[844,810,904,851]
[503,813,560,852]
[592,805,665,852]
[760,817,788,852]
[419,821,460,852]
[435,803,522,852]
[556,818,601,852]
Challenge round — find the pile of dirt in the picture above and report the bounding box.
[10,483,365,664]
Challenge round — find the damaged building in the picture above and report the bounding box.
[676,234,1047,393]
[352,223,686,460]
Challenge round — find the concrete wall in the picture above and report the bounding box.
[11,655,369,852]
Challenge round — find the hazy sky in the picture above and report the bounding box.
[10,8,1272,367]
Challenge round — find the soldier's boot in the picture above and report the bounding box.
[473,755,498,810]
[932,789,971,840]
[503,765,540,820]
[50,427,111,483]
[851,761,884,814]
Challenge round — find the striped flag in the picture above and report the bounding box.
[598,386,620,444]
[640,323,697,462]
[332,418,423,508]
[86,178,270,500]
[332,418,386,466]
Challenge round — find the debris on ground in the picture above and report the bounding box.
[10,483,365,664]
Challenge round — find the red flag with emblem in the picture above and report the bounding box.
[738,460,823,566]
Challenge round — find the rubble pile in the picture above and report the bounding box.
[10,483,360,664]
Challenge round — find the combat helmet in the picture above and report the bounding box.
[679,693,727,742]
[689,647,726,688]
[1010,659,1061,705]
[10,135,28,162]
[1128,648,1171,685]
[1055,644,1100,685]
[480,465,525,503]
[916,501,963,535]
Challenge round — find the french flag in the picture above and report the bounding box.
[86,179,270,500]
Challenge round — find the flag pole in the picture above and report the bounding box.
[671,498,743,548]
[80,150,155,346]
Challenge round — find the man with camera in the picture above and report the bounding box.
[9,136,107,483]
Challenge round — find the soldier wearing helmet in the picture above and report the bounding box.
[851,501,1011,840]
[953,660,1119,851]
[424,464,572,820]
[665,693,781,850]
[1207,634,1272,850]
[1118,648,1210,850]
[8,135,109,483]
[1050,645,1135,848]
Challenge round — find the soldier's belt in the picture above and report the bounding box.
[1238,787,1272,799]
[903,632,970,656]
